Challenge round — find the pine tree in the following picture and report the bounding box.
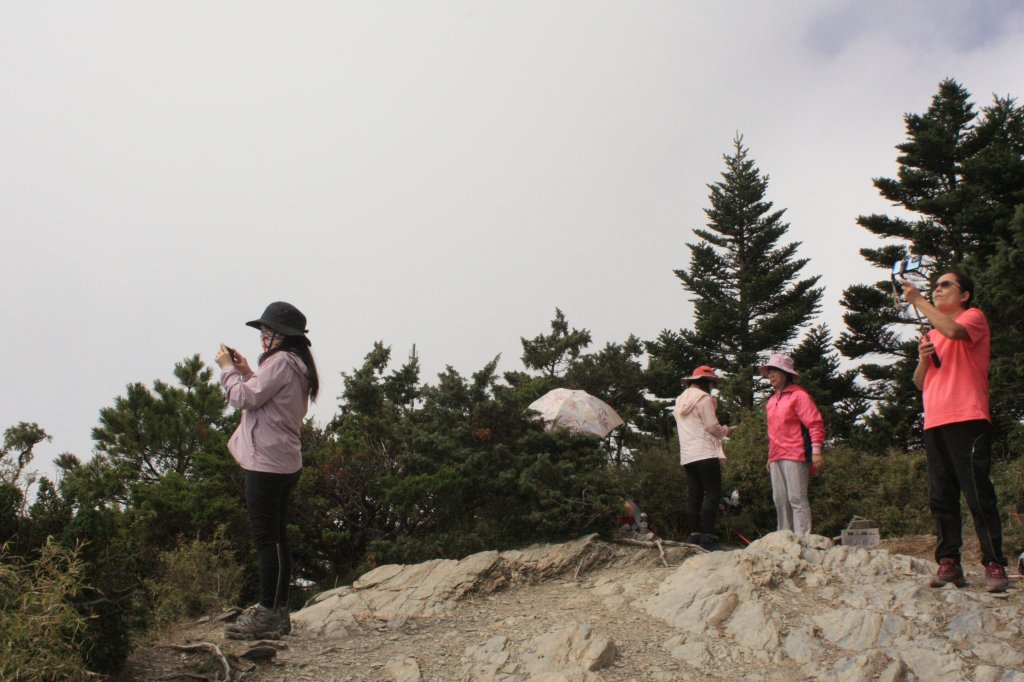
[976,206,1024,451]
[649,135,823,415]
[838,79,1024,449]
[519,309,592,380]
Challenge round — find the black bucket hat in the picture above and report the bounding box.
[246,301,309,338]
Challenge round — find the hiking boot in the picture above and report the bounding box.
[276,607,291,635]
[224,605,283,640]
[929,557,967,588]
[985,562,1008,593]
[699,534,721,551]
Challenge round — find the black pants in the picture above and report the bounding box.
[684,458,722,535]
[924,420,1006,566]
[245,469,302,609]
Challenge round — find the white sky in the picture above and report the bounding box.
[3,1,1024,483]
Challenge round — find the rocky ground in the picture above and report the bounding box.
[123,533,1023,681]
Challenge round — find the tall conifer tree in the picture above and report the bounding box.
[649,136,823,414]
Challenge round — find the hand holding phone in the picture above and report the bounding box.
[216,343,238,370]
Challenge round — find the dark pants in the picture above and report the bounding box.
[245,469,302,609]
[924,420,1006,566]
[684,458,722,535]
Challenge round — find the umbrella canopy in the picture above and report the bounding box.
[527,388,624,438]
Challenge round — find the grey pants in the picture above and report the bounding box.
[770,459,812,534]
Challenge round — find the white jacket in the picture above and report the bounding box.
[674,386,730,465]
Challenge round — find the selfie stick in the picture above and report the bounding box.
[911,304,942,369]
[891,257,941,369]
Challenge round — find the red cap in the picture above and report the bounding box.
[682,365,723,383]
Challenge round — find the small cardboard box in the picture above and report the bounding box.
[840,528,880,547]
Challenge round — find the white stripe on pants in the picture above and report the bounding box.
[770,459,812,534]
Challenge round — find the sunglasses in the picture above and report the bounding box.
[934,280,961,290]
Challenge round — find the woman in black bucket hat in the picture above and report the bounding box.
[214,301,319,640]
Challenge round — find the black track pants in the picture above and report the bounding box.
[684,458,722,535]
[924,420,1006,566]
[244,469,302,609]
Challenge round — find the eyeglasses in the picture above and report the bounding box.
[935,280,961,290]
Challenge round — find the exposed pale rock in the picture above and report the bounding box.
[821,650,890,681]
[889,645,964,680]
[528,674,573,682]
[296,535,610,636]
[946,604,1001,643]
[876,657,913,682]
[287,531,1024,680]
[973,640,1024,669]
[814,608,914,649]
[520,622,616,676]
[724,599,779,653]
[384,655,421,682]
[664,633,711,668]
[975,665,1024,682]
[463,635,513,681]
[640,530,1024,678]
[782,625,823,663]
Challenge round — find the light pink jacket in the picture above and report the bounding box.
[765,384,825,463]
[674,386,730,465]
[221,351,310,474]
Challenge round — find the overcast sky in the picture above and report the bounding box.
[3,1,1024,483]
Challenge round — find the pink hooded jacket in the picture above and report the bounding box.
[221,351,310,474]
[765,384,825,463]
[674,386,731,465]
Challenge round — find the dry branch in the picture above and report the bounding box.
[166,642,231,681]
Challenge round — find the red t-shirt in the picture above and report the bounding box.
[922,307,990,429]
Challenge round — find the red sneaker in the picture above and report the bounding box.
[985,562,1008,593]
[929,557,967,588]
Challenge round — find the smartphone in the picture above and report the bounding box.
[224,345,237,361]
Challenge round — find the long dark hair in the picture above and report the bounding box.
[260,335,320,402]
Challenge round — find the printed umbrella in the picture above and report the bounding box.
[527,388,624,438]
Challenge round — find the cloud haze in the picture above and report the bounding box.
[2,1,1023,479]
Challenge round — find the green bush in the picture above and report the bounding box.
[610,443,688,539]
[77,594,134,676]
[808,445,931,540]
[0,540,92,681]
[145,528,244,627]
[994,454,1024,556]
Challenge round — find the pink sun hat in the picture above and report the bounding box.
[758,353,799,378]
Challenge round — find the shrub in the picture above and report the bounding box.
[145,528,244,627]
[808,445,931,540]
[994,454,1024,556]
[609,443,688,539]
[0,540,91,681]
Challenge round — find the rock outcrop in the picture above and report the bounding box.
[645,531,1022,680]
[288,532,1023,681]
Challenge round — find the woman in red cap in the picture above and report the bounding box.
[214,301,320,640]
[760,353,825,535]
[674,365,736,549]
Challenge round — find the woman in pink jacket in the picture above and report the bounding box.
[760,354,825,535]
[674,365,736,549]
[214,301,319,640]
